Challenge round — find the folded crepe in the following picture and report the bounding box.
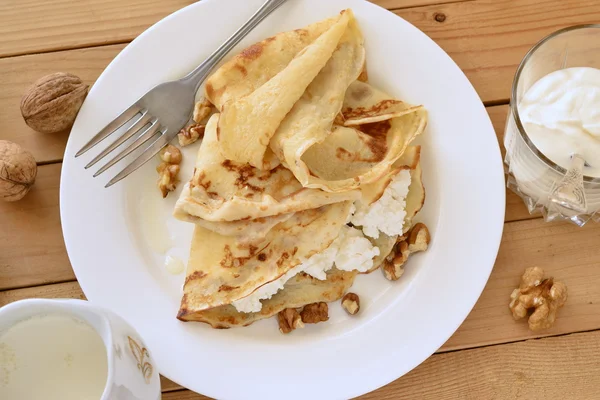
[174,114,359,223]
[178,269,356,327]
[195,9,426,197]
[175,10,429,328]
[217,10,356,168]
[271,80,427,193]
[178,201,353,316]
[205,16,338,108]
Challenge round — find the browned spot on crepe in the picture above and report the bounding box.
[233,64,248,76]
[220,245,252,269]
[343,100,405,120]
[218,285,239,292]
[357,120,390,162]
[221,160,264,193]
[196,171,211,190]
[276,252,290,267]
[336,147,354,161]
[184,271,207,286]
[239,37,275,61]
[205,82,225,103]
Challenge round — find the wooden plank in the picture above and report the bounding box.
[0,164,75,291]
[161,376,184,392]
[375,0,473,10]
[0,281,84,306]
[0,0,468,58]
[442,217,600,351]
[162,390,211,399]
[0,44,125,163]
[396,0,600,103]
[3,217,600,352]
[0,0,193,58]
[361,331,600,399]
[156,331,600,398]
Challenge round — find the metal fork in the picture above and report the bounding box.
[76,0,289,187]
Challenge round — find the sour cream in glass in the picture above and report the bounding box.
[519,67,600,177]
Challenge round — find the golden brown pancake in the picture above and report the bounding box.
[174,114,359,223]
[178,202,352,313]
[178,269,356,327]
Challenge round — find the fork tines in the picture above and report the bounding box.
[76,105,172,188]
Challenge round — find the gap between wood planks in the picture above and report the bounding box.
[386,0,477,11]
[0,39,133,61]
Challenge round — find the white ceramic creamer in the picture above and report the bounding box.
[0,299,161,400]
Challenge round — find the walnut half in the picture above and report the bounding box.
[300,302,329,324]
[383,223,430,281]
[509,266,567,331]
[341,293,360,315]
[277,308,304,334]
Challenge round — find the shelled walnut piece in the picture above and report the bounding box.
[341,293,360,315]
[509,266,568,331]
[193,98,213,123]
[177,124,206,147]
[382,223,431,281]
[277,308,304,334]
[177,98,213,147]
[157,144,182,198]
[277,302,329,334]
[301,302,329,324]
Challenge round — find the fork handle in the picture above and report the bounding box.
[180,0,288,90]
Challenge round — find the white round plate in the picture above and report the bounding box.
[61,0,505,398]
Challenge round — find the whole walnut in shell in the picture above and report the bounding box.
[20,72,89,134]
[0,140,37,201]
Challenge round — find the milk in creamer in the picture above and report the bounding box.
[0,313,108,400]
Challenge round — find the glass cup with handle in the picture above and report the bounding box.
[504,24,600,226]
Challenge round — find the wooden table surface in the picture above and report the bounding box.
[2,0,600,398]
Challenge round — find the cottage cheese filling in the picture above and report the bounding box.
[232,226,379,313]
[233,170,412,314]
[350,169,411,239]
